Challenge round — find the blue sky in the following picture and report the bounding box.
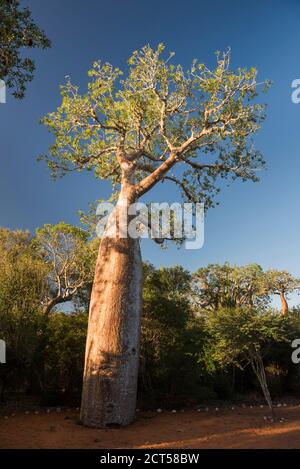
[1,0,300,307]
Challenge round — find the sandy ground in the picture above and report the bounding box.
[1,405,300,449]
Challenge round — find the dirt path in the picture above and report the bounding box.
[1,406,300,449]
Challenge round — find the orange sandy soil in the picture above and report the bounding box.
[1,405,300,449]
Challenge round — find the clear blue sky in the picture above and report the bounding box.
[1,0,300,307]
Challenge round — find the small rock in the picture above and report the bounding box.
[242,404,246,408]
[277,404,282,407]
[4,416,8,420]
[76,407,79,411]
[11,413,16,417]
[171,409,177,413]
[283,403,287,407]
[25,411,30,415]
[231,407,235,410]
[56,407,61,413]
[46,409,51,413]
[157,408,162,413]
[263,416,267,420]
[260,405,264,408]
[205,407,209,412]
[34,411,39,415]
[215,407,219,411]
[197,408,201,412]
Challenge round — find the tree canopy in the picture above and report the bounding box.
[42,44,269,211]
[0,0,50,98]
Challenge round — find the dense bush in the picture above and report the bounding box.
[1,227,300,408]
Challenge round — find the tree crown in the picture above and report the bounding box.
[42,44,270,207]
[0,0,50,98]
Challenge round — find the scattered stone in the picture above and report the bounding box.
[263,416,268,420]
[283,403,287,407]
[277,404,282,407]
[231,407,235,410]
[56,407,61,413]
[34,411,39,415]
[260,405,264,408]
[197,408,201,412]
[205,407,209,412]
[25,411,30,415]
[157,408,162,413]
[171,409,177,413]
[215,407,219,411]
[76,407,79,411]
[46,409,51,413]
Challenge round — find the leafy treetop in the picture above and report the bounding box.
[0,0,50,98]
[42,44,270,208]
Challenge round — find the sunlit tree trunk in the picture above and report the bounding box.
[80,188,143,427]
[280,292,288,315]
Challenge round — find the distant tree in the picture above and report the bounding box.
[207,308,290,415]
[0,0,50,98]
[34,223,97,315]
[265,270,300,315]
[42,44,269,427]
[193,263,268,312]
[144,263,191,301]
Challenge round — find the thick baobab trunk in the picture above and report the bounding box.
[80,195,143,428]
[280,292,288,315]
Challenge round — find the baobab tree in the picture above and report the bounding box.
[265,270,300,314]
[42,44,269,427]
[193,263,269,312]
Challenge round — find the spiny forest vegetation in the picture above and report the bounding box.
[1,225,300,414]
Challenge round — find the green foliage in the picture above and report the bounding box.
[206,308,290,369]
[41,312,87,403]
[265,269,300,297]
[41,45,269,209]
[0,228,47,390]
[0,0,50,98]
[1,229,300,407]
[192,262,300,313]
[140,264,209,406]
